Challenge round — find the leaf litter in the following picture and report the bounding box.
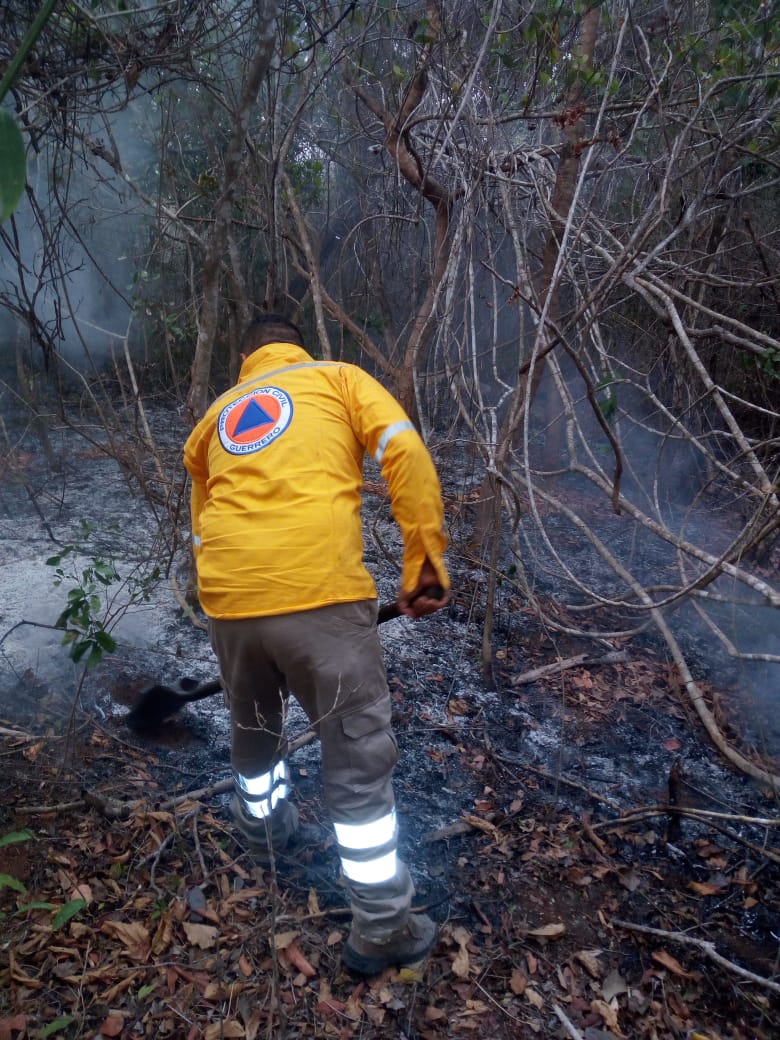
[1,416,778,1039]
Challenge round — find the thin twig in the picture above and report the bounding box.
[611,918,780,996]
[191,808,208,880]
[553,1003,586,1040]
[493,753,623,811]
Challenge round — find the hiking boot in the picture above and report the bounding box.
[230,795,299,856]
[342,913,437,976]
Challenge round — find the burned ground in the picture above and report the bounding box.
[1,408,778,1040]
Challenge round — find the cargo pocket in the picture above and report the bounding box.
[323,694,398,819]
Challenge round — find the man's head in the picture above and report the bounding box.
[241,314,304,356]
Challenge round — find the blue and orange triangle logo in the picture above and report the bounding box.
[234,398,275,435]
[218,385,294,455]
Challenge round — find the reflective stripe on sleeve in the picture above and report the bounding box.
[340,849,398,884]
[374,420,415,464]
[334,811,396,851]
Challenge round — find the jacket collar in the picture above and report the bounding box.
[238,342,313,382]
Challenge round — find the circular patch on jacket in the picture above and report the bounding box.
[217,386,293,455]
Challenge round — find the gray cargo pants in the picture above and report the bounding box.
[209,600,414,936]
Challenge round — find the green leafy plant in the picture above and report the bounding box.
[0,828,34,848]
[0,872,26,895]
[40,1015,75,1038]
[51,898,86,931]
[596,373,619,422]
[46,520,161,669]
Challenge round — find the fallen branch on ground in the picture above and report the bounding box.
[0,725,38,741]
[590,805,780,864]
[611,918,780,996]
[592,804,780,829]
[510,650,628,686]
[494,752,623,811]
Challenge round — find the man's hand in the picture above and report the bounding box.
[398,558,450,619]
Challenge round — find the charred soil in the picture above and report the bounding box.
[1,409,778,1040]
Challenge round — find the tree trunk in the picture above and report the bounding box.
[473,6,602,680]
[186,1,279,424]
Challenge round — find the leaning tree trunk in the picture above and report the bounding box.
[348,58,455,420]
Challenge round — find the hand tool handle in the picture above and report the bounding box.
[377,585,446,624]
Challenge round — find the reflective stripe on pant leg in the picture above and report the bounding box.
[246,602,416,933]
[334,810,398,883]
[321,690,414,933]
[235,760,289,819]
[208,615,291,811]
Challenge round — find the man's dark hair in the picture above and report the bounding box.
[242,313,304,353]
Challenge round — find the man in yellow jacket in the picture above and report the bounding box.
[184,314,450,976]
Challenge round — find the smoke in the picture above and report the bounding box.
[0,98,157,372]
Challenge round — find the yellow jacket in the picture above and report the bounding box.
[184,343,449,619]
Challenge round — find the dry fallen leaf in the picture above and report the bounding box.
[450,925,472,979]
[273,930,300,951]
[509,967,527,995]
[527,921,566,940]
[204,1022,244,1039]
[591,997,625,1036]
[425,1006,448,1022]
[317,980,346,1016]
[458,999,490,1017]
[573,949,603,978]
[307,886,321,915]
[151,914,174,956]
[0,1016,29,1040]
[284,939,317,978]
[182,922,219,950]
[689,880,728,896]
[525,987,544,1009]
[99,1015,124,1038]
[448,698,470,716]
[652,948,694,978]
[365,1006,386,1026]
[462,813,498,835]
[100,920,151,962]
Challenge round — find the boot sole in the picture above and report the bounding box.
[342,935,436,977]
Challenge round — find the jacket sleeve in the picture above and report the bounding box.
[183,422,209,560]
[343,368,450,595]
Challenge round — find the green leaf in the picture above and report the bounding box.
[51,897,86,931]
[0,829,34,847]
[0,872,26,893]
[94,630,117,652]
[40,1016,75,1038]
[15,901,54,914]
[598,393,618,422]
[70,640,92,663]
[0,109,26,221]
